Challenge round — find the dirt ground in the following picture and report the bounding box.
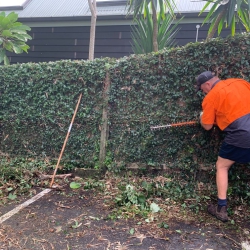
[0,183,249,250]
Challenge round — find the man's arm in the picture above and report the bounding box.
[200,111,214,130]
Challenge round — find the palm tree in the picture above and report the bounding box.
[127,0,177,52]
[199,0,250,39]
[131,4,182,54]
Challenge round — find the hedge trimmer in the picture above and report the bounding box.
[150,121,198,130]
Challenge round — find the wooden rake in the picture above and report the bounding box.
[50,93,82,188]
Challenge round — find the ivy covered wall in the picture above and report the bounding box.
[107,34,250,171]
[0,33,250,171]
[0,59,113,166]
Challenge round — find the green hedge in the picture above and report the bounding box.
[0,33,250,172]
[0,59,113,166]
[108,33,250,170]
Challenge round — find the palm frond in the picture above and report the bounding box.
[199,0,250,37]
[158,15,183,49]
[231,15,236,35]
[127,0,176,19]
[218,14,226,34]
[131,11,153,54]
[131,10,180,54]
[227,0,236,26]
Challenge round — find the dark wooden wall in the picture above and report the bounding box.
[7,23,238,64]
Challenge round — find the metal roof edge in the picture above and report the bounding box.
[17,12,206,23]
[97,0,128,7]
[0,6,23,11]
[17,14,135,22]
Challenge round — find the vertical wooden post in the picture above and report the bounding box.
[99,72,110,170]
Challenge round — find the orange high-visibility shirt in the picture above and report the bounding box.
[201,78,250,131]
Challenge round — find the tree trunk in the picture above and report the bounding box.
[207,6,227,40]
[152,5,158,52]
[88,0,97,60]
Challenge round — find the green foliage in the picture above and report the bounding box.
[127,0,176,18]
[0,11,31,65]
[131,3,182,54]
[114,176,213,215]
[199,0,250,38]
[8,193,17,200]
[115,184,147,209]
[157,15,183,50]
[0,59,112,164]
[108,33,250,175]
[70,182,81,189]
[238,8,250,32]
[83,179,105,190]
[227,164,250,203]
[1,33,250,205]
[0,157,50,201]
[131,6,154,54]
[127,0,177,52]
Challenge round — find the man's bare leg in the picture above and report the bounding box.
[216,156,235,199]
[207,156,235,222]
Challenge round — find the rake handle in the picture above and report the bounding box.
[50,93,82,188]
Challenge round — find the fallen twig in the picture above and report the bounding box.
[222,234,241,248]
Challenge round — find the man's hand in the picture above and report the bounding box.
[199,111,214,130]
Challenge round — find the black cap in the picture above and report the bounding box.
[196,71,214,91]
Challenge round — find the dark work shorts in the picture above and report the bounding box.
[219,141,250,163]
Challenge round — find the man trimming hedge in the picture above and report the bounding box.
[196,71,250,222]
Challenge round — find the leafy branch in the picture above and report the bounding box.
[0,11,32,65]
